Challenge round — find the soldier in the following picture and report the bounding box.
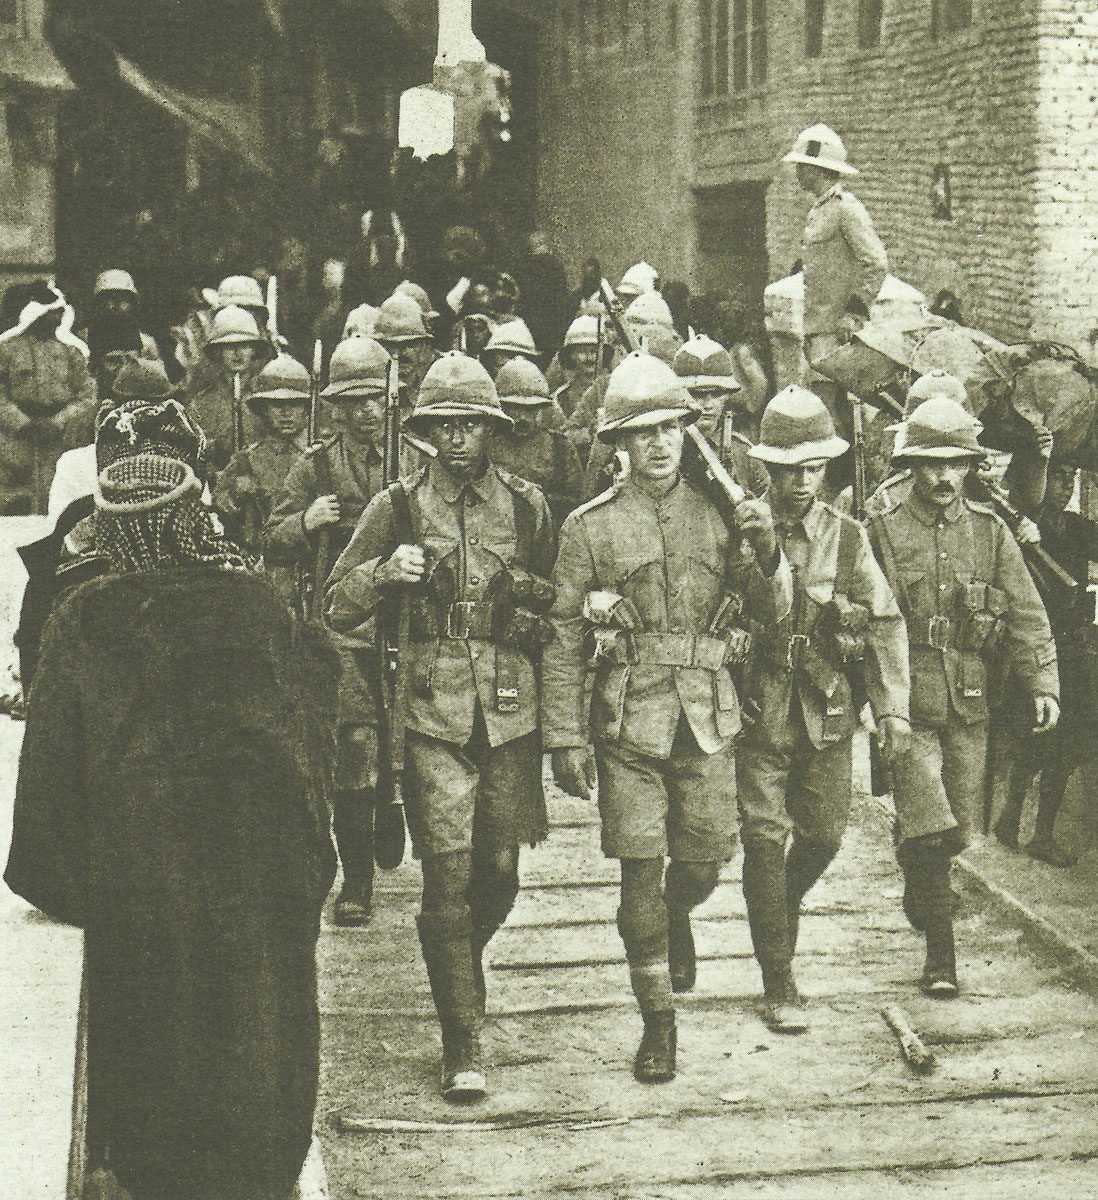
[737,387,910,1031]
[265,337,392,928]
[542,352,793,1083]
[673,334,770,497]
[214,354,310,568]
[373,292,438,412]
[867,396,1059,996]
[481,317,539,380]
[553,314,601,422]
[490,357,584,527]
[783,124,888,372]
[184,304,269,473]
[326,353,556,1101]
[616,261,660,303]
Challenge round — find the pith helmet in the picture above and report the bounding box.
[893,396,984,461]
[596,351,697,442]
[635,324,683,366]
[905,369,968,411]
[563,314,600,349]
[94,269,138,297]
[485,317,538,359]
[749,386,850,465]
[110,358,176,403]
[342,303,379,340]
[625,290,675,331]
[322,337,390,399]
[495,357,551,407]
[404,351,513,434]
[394,279,438,321]
[374,293,430,344]
[783,123,859,177]
[216,274,265,309]
[618,261,660,298]
[204,304,265,353]
[674,335,743,392]
[248,354,310,407]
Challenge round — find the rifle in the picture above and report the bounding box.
[299,340,326,622]
[850,391,868,521]
[978,478,1078,593]
[231,371,245,454]
[265,274,281,356]
[374,355,409,870]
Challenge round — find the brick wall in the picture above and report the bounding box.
[535,1,1096,352]
[535,3,697,291]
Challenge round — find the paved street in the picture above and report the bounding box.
[2,519,1098,1199]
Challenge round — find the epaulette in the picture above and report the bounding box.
[965,498,999,520]
[570,486,618,520]
[396,464,429,492]
[865,470,912,517]
[551,382,569,402]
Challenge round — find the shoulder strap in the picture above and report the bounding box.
[835,514,860,598]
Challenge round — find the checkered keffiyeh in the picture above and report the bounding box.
[93,453,258,575]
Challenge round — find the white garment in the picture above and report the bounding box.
[48,444,99,522]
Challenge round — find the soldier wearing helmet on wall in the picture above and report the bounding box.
[542,351,793,1085]
[783,124,888,372]
[326,353,557,1103]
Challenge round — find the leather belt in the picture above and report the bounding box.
[630,632,729,671]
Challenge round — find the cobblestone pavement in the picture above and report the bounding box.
[1,517,1097,1199]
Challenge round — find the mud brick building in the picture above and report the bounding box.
[537,0,1098,351]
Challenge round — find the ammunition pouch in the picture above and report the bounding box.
[819,596,870,665]
[505,568,556,614]
[495,606,554,655]
[957,581,1007,655]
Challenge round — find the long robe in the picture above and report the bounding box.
[5,568,338,1200]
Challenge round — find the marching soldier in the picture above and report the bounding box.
[373,292,439,412]
[184,304,269,472]
[867,395,1059,996]
[542,352,793,1083]
[737,387,910,1032]
[783,123,888,372]
[214,354,310,577]
[673,334,770,497]
[481,317,539,380]
[490,356,583,527]
[326,353,557,1101]
[265,337,392,928]
[82,269,164,366]
[554,313,602,424]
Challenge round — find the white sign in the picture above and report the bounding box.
[398,85,455,160]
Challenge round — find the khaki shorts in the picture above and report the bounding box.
[594,716,737,861]
[404,707,546,859]
[891,720,987,845]
[737,704,853,852]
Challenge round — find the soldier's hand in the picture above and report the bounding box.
[1033,694,1060,734]
[552,748,596,800]
[877,715,911,763]
[735,498,778,568]
[304,494,341,531]
[376,543,426,587]
[1035,426,1054,460]
[1015,517,1041,546]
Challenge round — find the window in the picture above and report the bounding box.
[858,0,882,47]
[805,0,824,58]
[931,0,971,38]
[701,0,764,95]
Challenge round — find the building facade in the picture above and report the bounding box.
[0,0,71,296]
[537,0,1098,351]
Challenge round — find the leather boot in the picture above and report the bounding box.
[921,918,958,998]
[666,905,696,994]
[416,908,487,1100]
[333,789,375,927]
[469,867,519,1013]
[785,838,835,958]
[743,841,807,1032]
[633,1011,677,1083]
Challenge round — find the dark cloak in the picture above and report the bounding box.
[5,568,338,1200]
